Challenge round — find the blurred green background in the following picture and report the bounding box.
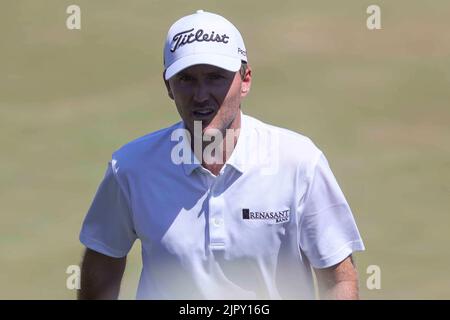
[1,0,449,299]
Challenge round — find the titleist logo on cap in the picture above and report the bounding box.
[170,28,230,53]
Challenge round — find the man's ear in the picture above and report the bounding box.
[241,65,252,97]
[163,71,174,100]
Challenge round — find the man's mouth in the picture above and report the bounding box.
[192,108,215,118]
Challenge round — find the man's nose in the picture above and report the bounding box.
[193,81,210,103]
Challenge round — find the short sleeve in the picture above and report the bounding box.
[299,153,365,269]
[79,162,137,258]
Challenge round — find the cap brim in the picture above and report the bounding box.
[164,54,241,80]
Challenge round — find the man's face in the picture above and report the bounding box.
[165,64,251,137]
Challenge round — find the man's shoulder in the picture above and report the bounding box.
[111,121,182,168]
[244,114,322,159]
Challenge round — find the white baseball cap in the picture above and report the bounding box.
[163,10,248,80]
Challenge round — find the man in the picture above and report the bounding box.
[78,10,365,300]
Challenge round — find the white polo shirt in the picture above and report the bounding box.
[79,112,365,299]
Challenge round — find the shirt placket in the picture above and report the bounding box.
[207,173,226,250]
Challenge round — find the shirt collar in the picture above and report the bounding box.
[178,123,201,176]
[224,111,249,174]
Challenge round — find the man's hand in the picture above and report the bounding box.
[314,255,360,300]
[78,248,127,300]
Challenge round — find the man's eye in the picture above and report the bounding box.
[208,74,225,80]
[178,75,193,82]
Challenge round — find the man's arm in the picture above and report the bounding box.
[78,248,127,300]
[313,255,360,300]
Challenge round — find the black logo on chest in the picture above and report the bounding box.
[242,208,290,224]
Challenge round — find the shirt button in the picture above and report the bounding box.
[212,218,223,227]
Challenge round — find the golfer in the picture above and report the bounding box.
[78,10,365,300]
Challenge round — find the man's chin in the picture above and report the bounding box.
[203,127,224,139]
[194,119,221,134]
[188,116,234,139]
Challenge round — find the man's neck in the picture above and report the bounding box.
[191,112,242,176]
[201,130,239,176]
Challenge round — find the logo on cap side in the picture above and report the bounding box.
[238,48,246,57]
[170,28,230,53]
